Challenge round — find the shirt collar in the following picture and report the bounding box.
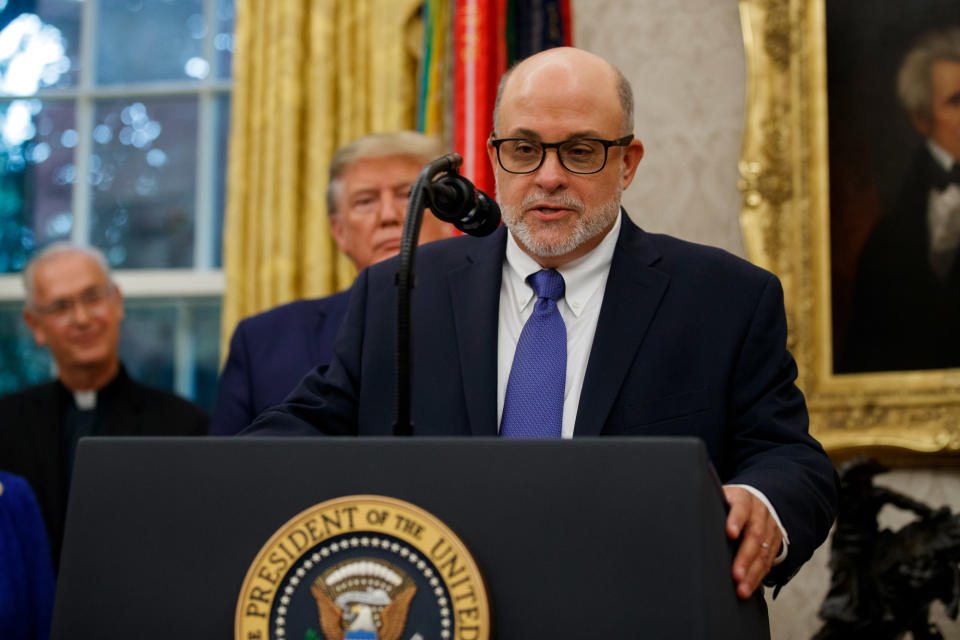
[57,364,128,411]
[505,211,622,317]
[73,390,96,410]
[927,138,956,172]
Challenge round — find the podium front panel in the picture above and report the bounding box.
[53,437,768,639]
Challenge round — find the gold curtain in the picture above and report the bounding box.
[221,0,424,356]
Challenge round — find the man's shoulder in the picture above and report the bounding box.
[640,229,773,283]
[120,375,209,427]
[880,144,941,227]
[0,470,35,498]
[0,380,58,409]
[125,377,193,402]
[418,231,495,257]
[369,228,506,280]
[236,290,352,334]
[619,226,781,317]
[903,143,942,188]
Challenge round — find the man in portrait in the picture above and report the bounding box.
[841,26,960,372]
[210,131,453,435]
[245,47,838,598]
[0,243,209,569]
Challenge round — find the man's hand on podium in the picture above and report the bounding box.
[723,486,782,599]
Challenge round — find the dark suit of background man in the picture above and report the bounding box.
[842,26,960,372]
[0,244,208,570]
[210,131,454,435]
[248,47,838,599]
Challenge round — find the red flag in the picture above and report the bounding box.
[453,0,506,200]
[452,0,574,214]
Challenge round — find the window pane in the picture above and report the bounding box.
[0,1,80,94]
[97,0,206,85]
[213,93,229,267]
[0,301,52,396]
[120,300,177,391]
[215,0,234,80]
[191,298,221,412]
[120,297,221,412]
[0,98,74,273]
[90,96,198,268]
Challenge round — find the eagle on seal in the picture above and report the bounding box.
[310,581,417,640]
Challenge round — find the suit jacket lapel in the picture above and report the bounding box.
[574,215,669,436]
[448,227,507,436]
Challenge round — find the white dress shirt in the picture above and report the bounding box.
[497,213,620,438]
[926,140,960,278]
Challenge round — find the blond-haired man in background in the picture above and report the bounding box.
[210,131,452,434]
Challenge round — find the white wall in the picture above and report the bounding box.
[575,0,747,256]
[572,1,960,637]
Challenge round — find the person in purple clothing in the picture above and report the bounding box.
[210,131,453,435]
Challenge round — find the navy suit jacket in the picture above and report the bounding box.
[210,290,352,435]
[248,213,838,585]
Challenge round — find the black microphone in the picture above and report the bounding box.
[423,164,501,237]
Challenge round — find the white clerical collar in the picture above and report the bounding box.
[505,211,622,317]
[73,390,97,410]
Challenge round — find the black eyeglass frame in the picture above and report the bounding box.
[489,134,635,175]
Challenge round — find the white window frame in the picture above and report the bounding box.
[0,0,231,399]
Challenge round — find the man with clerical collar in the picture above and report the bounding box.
[246,47,838,600]
[0,243,208,570]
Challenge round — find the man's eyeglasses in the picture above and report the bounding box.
[32,285,115,324]
[489,134,634,175]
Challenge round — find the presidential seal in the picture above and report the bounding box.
[236,495,490,640]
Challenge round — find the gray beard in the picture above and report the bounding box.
[497,181,623,258]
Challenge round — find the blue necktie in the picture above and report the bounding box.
[501,269,566,438]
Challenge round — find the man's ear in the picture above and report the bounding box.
[619,138,645,190]
[911,114,932,138]
[112,283,124,323]
[329,214,347,253]
[486,137,499,174]
[22,308,47,347]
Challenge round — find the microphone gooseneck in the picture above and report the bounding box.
[393,153,501,436]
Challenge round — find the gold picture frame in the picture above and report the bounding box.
[738,0,960,463]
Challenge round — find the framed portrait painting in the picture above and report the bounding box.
[739,0,960,462]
